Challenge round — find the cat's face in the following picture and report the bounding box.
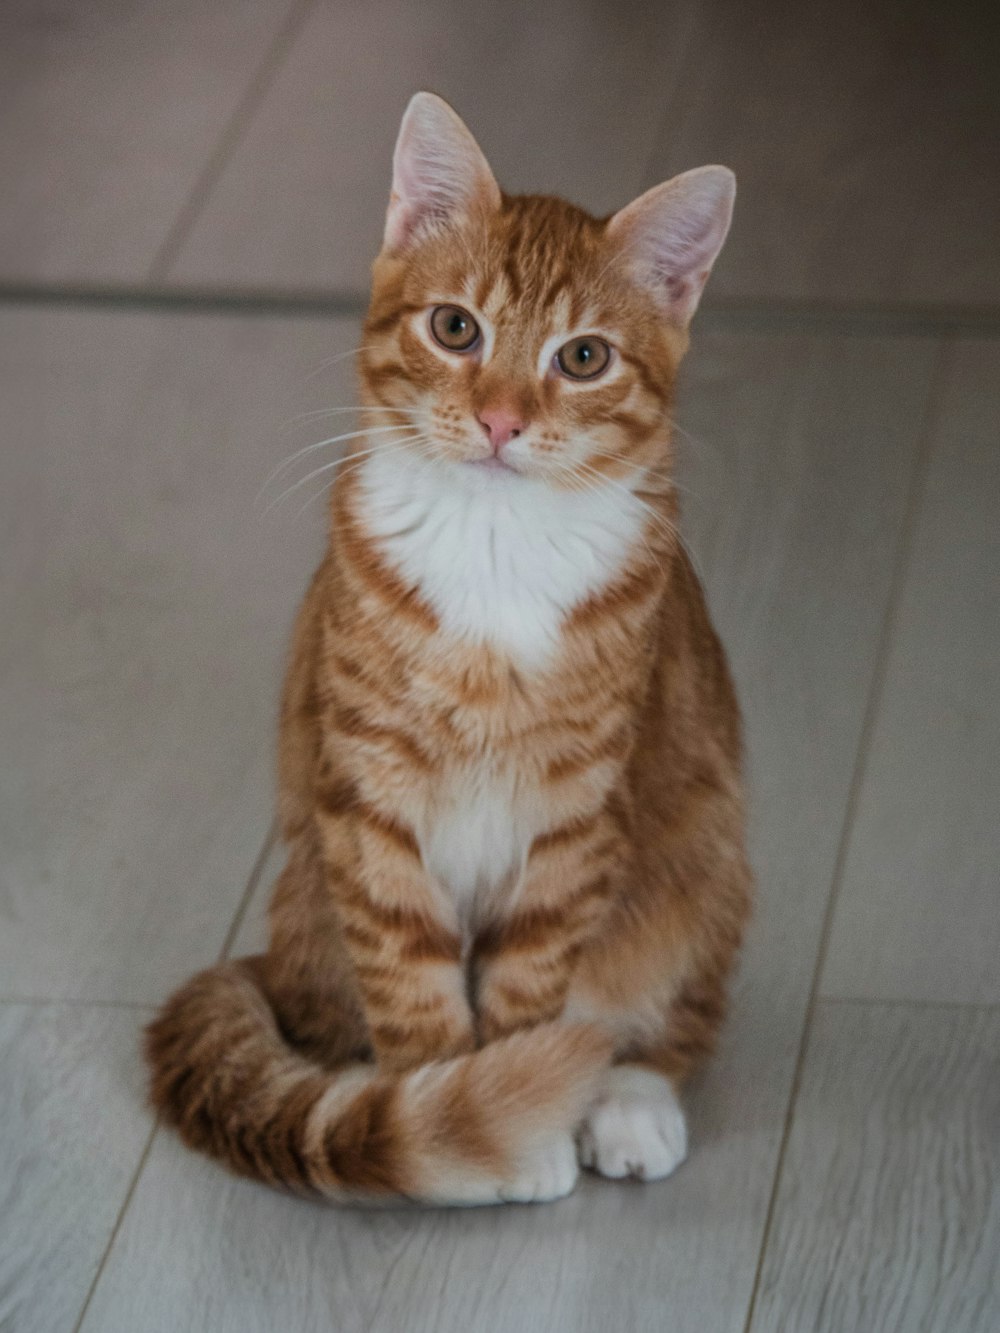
[361,94,734,491]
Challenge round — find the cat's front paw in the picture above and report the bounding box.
[576,1065,687,1181]
[498,1131,580,1204]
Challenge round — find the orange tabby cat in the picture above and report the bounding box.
[146,92,751,1204]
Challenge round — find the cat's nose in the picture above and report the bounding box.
[476,407,524,452]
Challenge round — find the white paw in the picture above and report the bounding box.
[577,1066,687,1182]
[497,1131,580,1204]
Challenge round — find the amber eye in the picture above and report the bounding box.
[429,305,480,353]
[556,335,612,381]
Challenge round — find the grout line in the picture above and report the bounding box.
[0,996,155,1010]
[0,282,367,319]
[69,824,277,1332]
[219,823,278,960]
[146,0,318,282]
[739,336,956,1333]
[71,1123,160,1333]
[820,994,1000,1014]
[698,301,1000,339]
[3,281,1000,338]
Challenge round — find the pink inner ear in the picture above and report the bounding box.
[611,167,735,325]
[384,93,500,252]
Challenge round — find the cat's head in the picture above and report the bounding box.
[361,92,733,489]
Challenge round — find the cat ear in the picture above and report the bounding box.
[384,92,501,252]
[608,167,735,325]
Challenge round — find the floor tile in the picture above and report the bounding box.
[821,341,1000,1004]
[751,1001,1000,1333]
[0,0,304,284]
[640,0,1000,306]
[0,307,360,1002]
[82,332,937,1332]
[165,0,691,293]
[0,1003,151,1333]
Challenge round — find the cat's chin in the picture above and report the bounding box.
[466,455,520,475]
[457,455,528,488]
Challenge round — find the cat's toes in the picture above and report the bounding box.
[577,1066,687,1182]
[498,1131,580,1204]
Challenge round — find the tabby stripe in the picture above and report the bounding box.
[328,652,402,712]
[568,560,662,631]
[334,490,438,633]
[530,811,603,857]
[618,348,672,407]
[516,707,618,744]
[339,879,460,961]
[487,974,569,1015]
[361,977,458,1016]
[606,409,654,436]
[476,878,607,957]
[432,1064,503,1171]
[345,912,459,966]
[354,801,419,855]
[474,270,493,310]
[545,730,629,782]
[542,270,569,308]
[369,1016,453,1053]
[364,360,406,391]
[501,254,524,303]
[351,974,408,1011]
[322,1080,412,1194]
[256,1077,326,1193]
[397,924,462,963]
[365,301,423,336]
[339,916,386,954]
[334,706,435,772]
[318,776,357,817]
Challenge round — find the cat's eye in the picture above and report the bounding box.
[555,336,612,381]
[429,305,480,353]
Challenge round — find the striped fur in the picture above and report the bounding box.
[147,94,750,1203]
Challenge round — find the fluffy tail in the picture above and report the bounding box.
[145,958,611,1204]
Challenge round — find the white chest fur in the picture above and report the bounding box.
[354,447,643,915]
[420,764,533,925]
[356,448,643,671]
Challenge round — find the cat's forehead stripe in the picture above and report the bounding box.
[483,272,513,322]
[548,288,575,337]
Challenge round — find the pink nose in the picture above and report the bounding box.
[476,407,524,451]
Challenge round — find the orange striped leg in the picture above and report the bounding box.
[474,813,616,1044]
[319,803,474,1075]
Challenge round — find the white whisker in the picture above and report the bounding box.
[579,444,701,508]
[288,438,439,521]
[282,405,423,430]
[258,423,424,502]
[300,346,376,386]
[260,433,427,515]
[669,418,725,474]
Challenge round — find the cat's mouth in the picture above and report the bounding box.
[466,455,520,475]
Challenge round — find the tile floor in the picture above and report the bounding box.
[2,3,997,1331]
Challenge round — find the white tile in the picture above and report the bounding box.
[0,1003,152,1333]
[0,307,361,1001]
[821,341,1000,1004]
[752,1001,1000,1333]
[0,0,301,283]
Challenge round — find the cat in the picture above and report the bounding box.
[146,92,751,1205]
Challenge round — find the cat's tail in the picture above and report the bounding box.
[145,957,612,1205]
